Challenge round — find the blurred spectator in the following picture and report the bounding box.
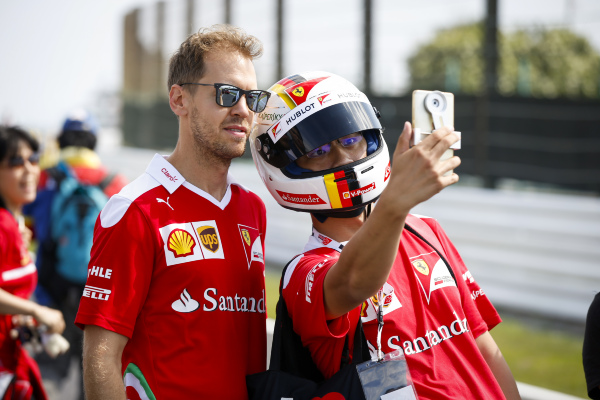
[583,292,600,400]
[0,126,66,400]
[24,110,127,399]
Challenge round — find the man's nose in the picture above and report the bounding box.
[230,95,251,118]
[328,143,356,169]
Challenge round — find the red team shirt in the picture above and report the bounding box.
[0,209,38,368]
[75,155,267,400]
[282,214,506,400]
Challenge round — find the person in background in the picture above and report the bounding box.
[75,25,269,400]
[0,126,65,400]
[250,71,521,399]
[583,292,600,399]
[24,110,127,400]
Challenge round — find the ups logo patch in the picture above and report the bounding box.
[197,226,219,253]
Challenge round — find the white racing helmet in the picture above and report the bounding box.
[250,71,390,217]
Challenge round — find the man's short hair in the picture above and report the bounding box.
[167,24,263,92]
[57,130,97,150]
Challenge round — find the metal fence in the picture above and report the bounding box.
[122,93,600,194]
[371,94,600,193]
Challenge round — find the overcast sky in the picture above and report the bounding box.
[1,0,598,135]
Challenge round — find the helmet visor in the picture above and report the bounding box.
[256,101,381,168]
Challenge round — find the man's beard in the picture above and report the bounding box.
[190,108,247,163]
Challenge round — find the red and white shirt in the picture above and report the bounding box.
[75,154,267,400]
[0,209,37,365]
[282,214,505,400]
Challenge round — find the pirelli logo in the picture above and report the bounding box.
[83,286,111,301]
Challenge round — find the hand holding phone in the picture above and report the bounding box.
[411,90,461,175]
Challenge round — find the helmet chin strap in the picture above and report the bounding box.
[312,205,367,223]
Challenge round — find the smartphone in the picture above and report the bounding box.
[411,90,460,175]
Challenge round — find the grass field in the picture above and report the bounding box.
[264,269,588,398]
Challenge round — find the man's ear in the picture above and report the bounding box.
[169,85,188,117]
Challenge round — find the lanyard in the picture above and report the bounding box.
[376,287,384,361]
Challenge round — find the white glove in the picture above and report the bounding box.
[41,332,70,358]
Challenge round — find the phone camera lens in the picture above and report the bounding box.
[424,91,447,114]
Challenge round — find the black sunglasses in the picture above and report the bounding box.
[179,82,270,113]
[7,153,40,168]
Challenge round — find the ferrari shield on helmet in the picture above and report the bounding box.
[250,71,391,216]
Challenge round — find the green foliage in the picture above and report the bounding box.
[408,22,600,99]
[265,270,280,318]
[493,316,587,398]
[409,23,485,95]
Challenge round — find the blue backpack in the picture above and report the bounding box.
[45,163,110,284]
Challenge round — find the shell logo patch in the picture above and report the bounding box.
[167,229,196,258]
[413,259,430,275]
[159,220,225,266]
[197,226,219,253]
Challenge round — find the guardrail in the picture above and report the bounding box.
[410,185,600,324]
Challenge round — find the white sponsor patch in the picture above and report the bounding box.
[159,220,224,266]
[160,223,204,266]
[238,225,264,269]
[360,282,402,323]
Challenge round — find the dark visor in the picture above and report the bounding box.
[256,101,382,168]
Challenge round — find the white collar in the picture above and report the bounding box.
[145,154,245,210]
[303,227,347,253]
[145,154,186,194]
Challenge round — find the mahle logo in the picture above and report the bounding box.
[197,226,219,253]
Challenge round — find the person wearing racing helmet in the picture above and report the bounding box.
[251,71,521,399]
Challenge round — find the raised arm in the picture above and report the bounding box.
[323,122,461,319]
[83,325,129,400]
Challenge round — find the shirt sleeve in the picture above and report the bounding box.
[282,253,357,379]
[424,218,502,337]
[75,199,156,338]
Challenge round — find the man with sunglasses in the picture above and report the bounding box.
[76,25,269,400]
